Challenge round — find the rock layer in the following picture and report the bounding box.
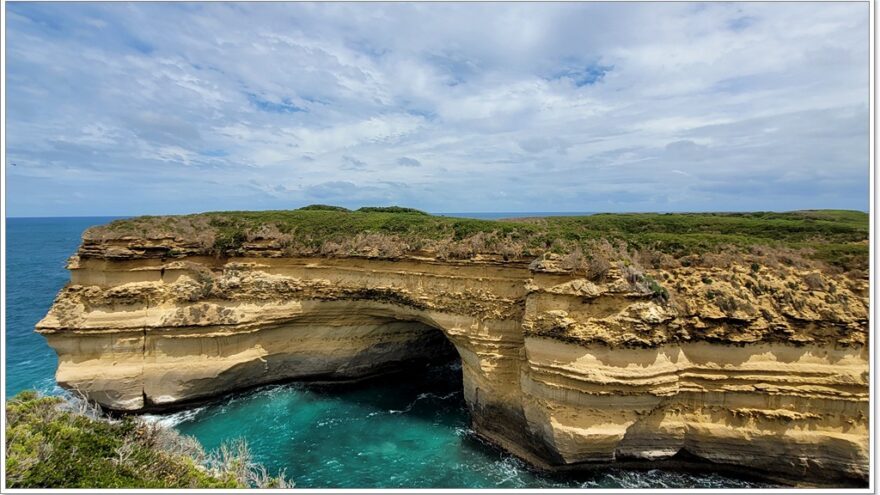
[37,243,869,486]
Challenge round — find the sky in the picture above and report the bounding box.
[4,2,870,217]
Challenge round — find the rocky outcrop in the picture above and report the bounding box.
[37,238,869,486]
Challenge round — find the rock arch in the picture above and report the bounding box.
[38,254,869,485]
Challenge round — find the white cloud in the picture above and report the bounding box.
[4,2,869,216]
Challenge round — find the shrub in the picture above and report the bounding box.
[803,272,826,291]
[496,234,527,260]
[296,204,351,212]
[586,255,612,281]
[5,391,291,489]
[356,206,428,215]
[245,223,283,242]
[713,294,756,316]
[84,209,868,272]
[744,280,764,296]
[715,295,739,313]
[352,232,406,258]
[621,263,645,287]
[645,276,669,302]
[213,230,247,255]
[560,246,586,273]
[583,239,617,281]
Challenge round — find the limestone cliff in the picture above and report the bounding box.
[36,214,869,486]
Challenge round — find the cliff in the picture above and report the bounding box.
[35,208,869,486]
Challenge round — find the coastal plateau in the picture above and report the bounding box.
[35,208,870,486]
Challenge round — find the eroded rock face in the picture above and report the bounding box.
[36,247,869,486]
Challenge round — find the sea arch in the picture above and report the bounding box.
[38,254,870,484]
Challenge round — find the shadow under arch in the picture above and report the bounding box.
[140,299,471,413]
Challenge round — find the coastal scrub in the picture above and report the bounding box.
[85,206,868,272]
[4,391,290,489]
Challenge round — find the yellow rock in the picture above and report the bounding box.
[36,251,868,486]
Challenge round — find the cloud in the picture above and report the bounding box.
[246,93,307,114]
[4,2,869,216]
[518,137,569,154]
[307,181,360,199]
[664,140,710,161]
[550,63,613,87]
[305,180,407,206]
[727,15,757,32]
[341,155,368,170]
[397,157,421,167]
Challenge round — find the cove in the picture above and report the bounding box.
[14,212,870,487]
[153,361,768,489]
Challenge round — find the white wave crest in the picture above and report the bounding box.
[141,406,205,427]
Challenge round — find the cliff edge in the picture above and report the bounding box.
[35,207,869,486]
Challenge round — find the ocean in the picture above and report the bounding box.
[4,216,769,489]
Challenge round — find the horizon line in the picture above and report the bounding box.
[3,207,869,220]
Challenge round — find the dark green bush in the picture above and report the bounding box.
[5,391,289,489]
[296,204,351,212]
[213,230,247,254]
[356,206,429,215]
[645,276,669,302]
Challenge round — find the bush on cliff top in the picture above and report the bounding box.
[356,206,429,215]
[5,391,290,489]
[87,208,868,272]
[296,205,429,215]
[296,204,351,212]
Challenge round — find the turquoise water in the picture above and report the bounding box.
[6,216,770,489]
[6,217,123,397]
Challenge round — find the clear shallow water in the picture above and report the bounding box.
[157,363,768,489]
[6,216,771,489]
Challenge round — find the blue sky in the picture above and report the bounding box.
[5,2,869,217]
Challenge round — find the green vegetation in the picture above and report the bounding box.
[88,207,868,271]
[644,276,670,302]
[5,391,290,489]
[355,206,428,215]
[296,204,351,212]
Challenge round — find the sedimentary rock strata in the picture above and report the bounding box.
[37,236,869,486]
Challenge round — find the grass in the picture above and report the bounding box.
[86,206,868,271]
[5,391,290,489]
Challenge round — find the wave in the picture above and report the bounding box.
[454,426,473,438]
[141,406,206,427]
[578,469,767,489]
[387,390,460,415]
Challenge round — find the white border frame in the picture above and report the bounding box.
[0,1,875,494]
